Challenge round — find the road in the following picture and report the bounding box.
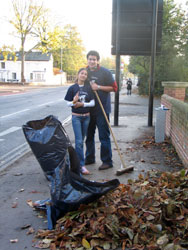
[0,84,160,170]
[0,86,71,170]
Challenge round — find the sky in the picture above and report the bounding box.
[0,0,186,60]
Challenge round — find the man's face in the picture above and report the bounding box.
[87,55,99,70]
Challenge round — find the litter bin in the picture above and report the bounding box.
[155,105,169,143]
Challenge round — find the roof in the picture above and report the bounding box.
[0,51,52,61]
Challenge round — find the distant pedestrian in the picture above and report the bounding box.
[126,78,132,95]
[64,68,95,175]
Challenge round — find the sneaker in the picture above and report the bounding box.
[85,159,95,165]
[98,163,113,170]
[81,166,90,175]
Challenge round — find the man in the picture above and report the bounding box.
[126,78,132,95]
[85,50,117,170]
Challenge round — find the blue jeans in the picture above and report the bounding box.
[72,115,90,167]
[85,113,113,166]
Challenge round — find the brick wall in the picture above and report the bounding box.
[161,82,188,168]
[164,88,186,101]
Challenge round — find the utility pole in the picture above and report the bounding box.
[60,46,63,72]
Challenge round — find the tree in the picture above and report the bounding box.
[52,24,86,75]
[128,0,188,96]
[10,0,49,84]
[0,45,16,61]
[8,1,87,80]
[100,57,116,70]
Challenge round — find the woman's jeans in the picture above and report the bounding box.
[85,113,113,166]
[72,115,90,167]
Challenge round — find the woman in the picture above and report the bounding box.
[64,68,95,175]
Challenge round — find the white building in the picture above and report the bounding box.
[0,51,66,85]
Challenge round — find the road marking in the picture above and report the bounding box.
[0,126,21,137]
[37,99,65,107]
[62,115,71,125]
[37,101,54,107]
[0,109,30,119]
[0,142,28,161]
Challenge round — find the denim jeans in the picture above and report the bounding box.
[72,115,90,167]
[85,113,113,166]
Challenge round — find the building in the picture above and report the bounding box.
[0,51,66,85]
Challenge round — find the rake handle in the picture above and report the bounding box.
[94,90,127,169]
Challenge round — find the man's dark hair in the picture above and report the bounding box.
[87,50,100,60]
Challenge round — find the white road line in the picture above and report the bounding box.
[0,109,30,119]
[37,101,54,107]
[0,99,65,119]
[62,115,71,125]
[37,99,65,107]
[0,126,21,137]
[0,142,28,161]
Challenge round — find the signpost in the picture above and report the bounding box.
[112,0,163,126]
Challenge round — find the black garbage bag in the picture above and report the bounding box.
[48,146,120,227]
[23,115,120,228]
[22,115,76,178]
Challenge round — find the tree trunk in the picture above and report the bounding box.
[21,39,26,85]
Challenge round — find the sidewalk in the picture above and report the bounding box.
[0,86,184,250]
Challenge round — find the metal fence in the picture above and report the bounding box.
[67,75,76,83]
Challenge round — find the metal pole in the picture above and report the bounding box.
[60,46,62,72]
[114,0,121,126]
[148,0,158,126]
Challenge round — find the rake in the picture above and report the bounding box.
[94,90,134,175]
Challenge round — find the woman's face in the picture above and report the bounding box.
[78,70,88,82]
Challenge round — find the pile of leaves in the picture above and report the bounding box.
[34,169,188,250]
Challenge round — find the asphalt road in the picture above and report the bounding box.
[0,86,71,170]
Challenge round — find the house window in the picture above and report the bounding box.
[35,73,44,81]
[12,73,16,80]
[1,62,5,69]
[30,73,33,80]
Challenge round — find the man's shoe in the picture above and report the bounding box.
[85,159,95,165]
[98,163,113,170]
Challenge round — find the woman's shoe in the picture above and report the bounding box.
[81,166,90,175]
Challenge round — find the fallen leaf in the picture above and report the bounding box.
[35,240,51,249]
[12,202,18,208]
[50,243,56,250]
[157,234,169,246]
[26,227,35,235]
[29,190,41,193]
[18,188,25,192]
[10,239,18,243]
[27,199,34,207]
[151,160,161,164]
[82,238,91,249]
[21,224,31,229]
[14,173,23,176]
